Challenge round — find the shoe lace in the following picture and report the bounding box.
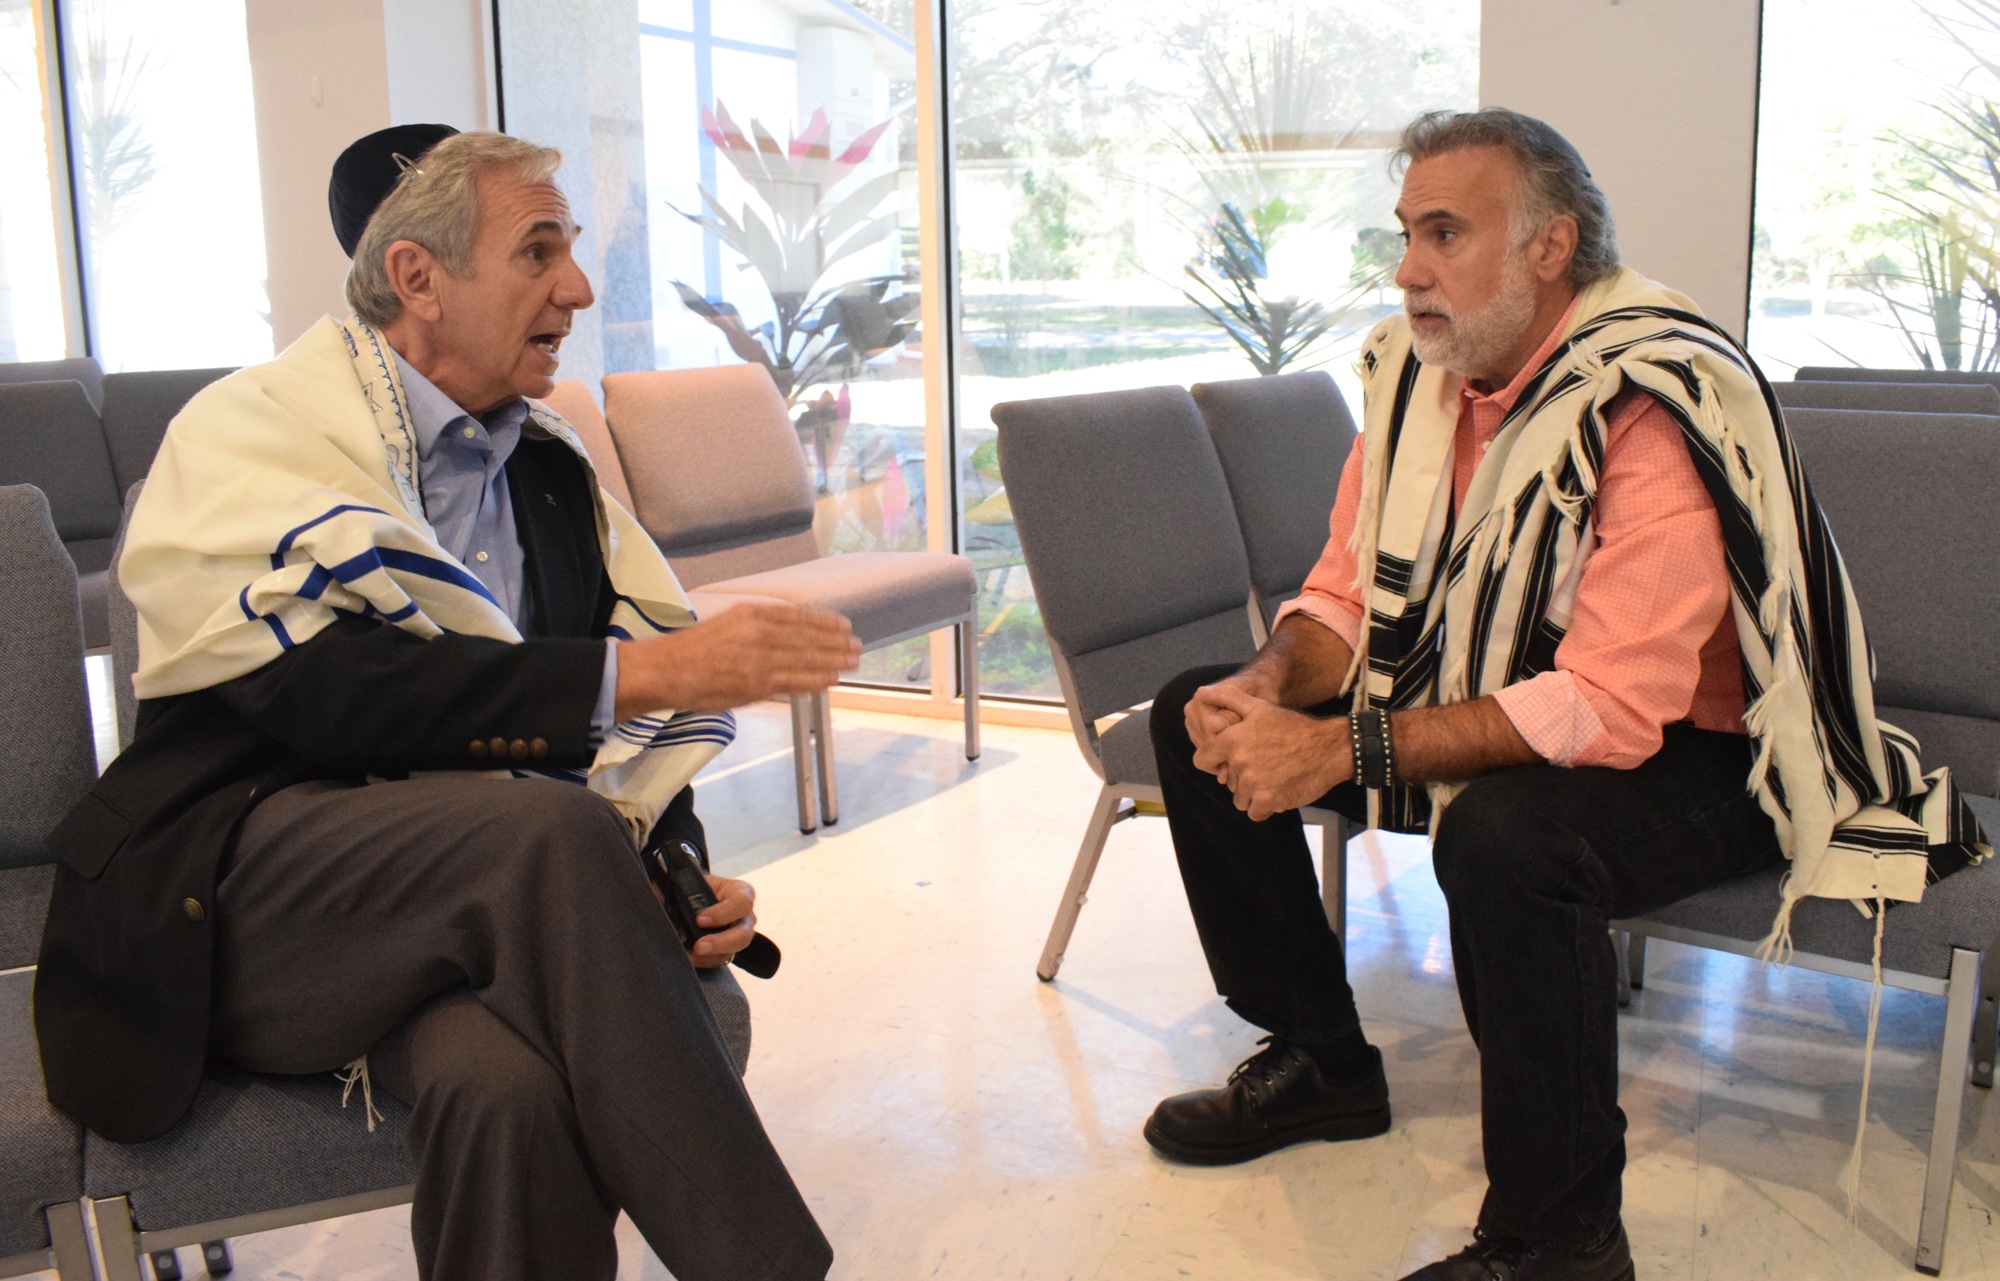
[1225,1036,1296,1089]
[1463,1227,1547,1276]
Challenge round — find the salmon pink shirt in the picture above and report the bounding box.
[1277,301,1747,769]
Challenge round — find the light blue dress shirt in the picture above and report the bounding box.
[392,353,619,744]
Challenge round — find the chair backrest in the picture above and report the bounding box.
[1191,370,1358,630]
[0,486,95,873]
[993,386,1256,727]
[109,483,144,750]
[0,355,104,409]
[539,379,636,515]
[1774,379,2000,416]
[601,365,818,587]
[99,367,234,494]
[1794,365,2000,397]
[1783,407,2000,797]
[0,380,121,574]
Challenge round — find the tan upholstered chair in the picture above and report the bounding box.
[602,364,979,832]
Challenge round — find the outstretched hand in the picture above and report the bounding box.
[1191,683,1352,821]
[616,602,862,719]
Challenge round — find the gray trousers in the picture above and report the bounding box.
[208,775,832,1281]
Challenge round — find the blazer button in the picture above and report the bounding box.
[469,739,489,759]
[509,738,530,760]
[183,898,206,922]
[530,737,549,759]
[489,736,508,758]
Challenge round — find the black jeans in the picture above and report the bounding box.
[1150,664,1783,1244]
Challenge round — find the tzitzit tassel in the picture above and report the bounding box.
[1839,897,1889,1223]
[338,1056,385,1133]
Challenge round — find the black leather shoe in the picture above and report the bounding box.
[1398,1223,1635,1281]
[1142,1037,1390,1165]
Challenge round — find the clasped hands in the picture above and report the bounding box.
[1185,678,1353,822]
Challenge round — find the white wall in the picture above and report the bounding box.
[246,0,493,353]
[1480,0,1762,339]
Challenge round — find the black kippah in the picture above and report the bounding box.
[328,123,460,258]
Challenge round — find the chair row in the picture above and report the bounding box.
[991,370,1363,981]
[540,365,979,834]
[0,358,234,652]
[0,483,756,1281]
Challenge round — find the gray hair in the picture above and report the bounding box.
[344,131,564,327]
[1392,108,1620,289]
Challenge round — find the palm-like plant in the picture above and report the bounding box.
[1182,202,1339,376]
[671,102,918,485]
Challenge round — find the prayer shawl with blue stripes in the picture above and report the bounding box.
[121,314,734,839]
[1346,268,1987,949]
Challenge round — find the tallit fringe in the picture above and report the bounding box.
[337,1056,385,1133]
[1839,898,1889,1223]
[1754,870,1799,967]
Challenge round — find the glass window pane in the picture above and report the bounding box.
[505,0,932,690]
[1748,0,2000,374]
[947,0,1478,699]
[0,0,70,362]
[64,0,270,371]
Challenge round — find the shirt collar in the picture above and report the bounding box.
[390,350,530,460]
[1459,291,1584,417]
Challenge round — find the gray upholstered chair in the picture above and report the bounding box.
[541,377,638,515]
[0,356,103,409]
[1794,365,2000,397]
[1773,378,2000,415]
[602,363,978,833]
[1612,405,2000,1275]
[87,485,756,1280]
[993,386,1355,982]
[0,380,123,652]
[99,367,235,496]
[1191,370,1359,641]
[0,485,101,1280]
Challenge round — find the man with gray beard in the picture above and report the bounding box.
[1139,109,1789,1281]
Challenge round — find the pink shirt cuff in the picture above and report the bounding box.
[1492,670,1609,768]
[1273,594,1364,651]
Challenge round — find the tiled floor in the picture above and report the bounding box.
[58,696,2000,1280]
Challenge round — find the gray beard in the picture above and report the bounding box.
[1405,256,1538,382]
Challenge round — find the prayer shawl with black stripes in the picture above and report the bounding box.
[1346,268,1987,947]
[120,314,734,839]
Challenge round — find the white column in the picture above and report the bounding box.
[1480,0,1762,339]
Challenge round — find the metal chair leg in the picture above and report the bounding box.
[43,1201,92,1281]
[1037,786,1128,981]
[1916,946,1983,1275]
[1628,934,1647,991]
[789,695,817,833]
[959,617,981,761]
[1614,931,1633,1009]
[91,1194,145,1281]
[813,690,837,826]
[1974,945,1999,1088]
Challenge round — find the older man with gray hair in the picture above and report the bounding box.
[36,126,850,1281]
[1140,108,1982,1280]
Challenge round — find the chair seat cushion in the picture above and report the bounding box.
[84,1065,416,1231]
[0,865,54,971]
[1097,709,1159,789]
[701,552,975,647]
[0,971,83,1259]
[1625,796,2000,981]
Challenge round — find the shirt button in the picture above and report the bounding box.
[183,898,206,922]
[475,551,490,563]
[462,425,477,439]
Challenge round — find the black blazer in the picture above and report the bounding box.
[35,432,675,1142]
